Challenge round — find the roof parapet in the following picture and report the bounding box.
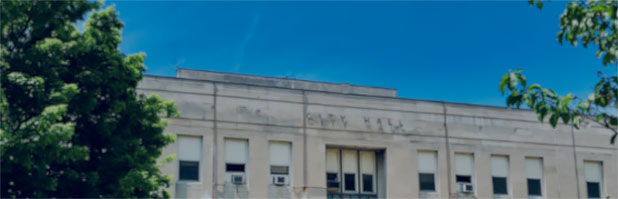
[176,68,397,97]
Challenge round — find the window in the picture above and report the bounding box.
[525,158,543,197]
[455,153,474,184]
[270,141,291,176]
[225,139,248,183]
[326,149,378,198]
[178,136,201,181]
[344,173,356,191]
[226,164,245,172]
[326,149,341,190]
[492,177,508,194]
[179,161,199,181]
[342,150,358,192]
[584,161,603,199]
[491,156,509,195]
[360,151,376,194]
[419,173,435,191]
[362,174,373,192]
[418,151,437,192]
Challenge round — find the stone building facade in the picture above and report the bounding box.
[137,68,618,199]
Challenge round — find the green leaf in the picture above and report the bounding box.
[509,72,518,89]
[545,89,557,98]
[537,107,548,122]
[597,114,605,122]
[560,113,570,124]
[549,113,559,127]
[499,74,509,95]
[516,73,527,87]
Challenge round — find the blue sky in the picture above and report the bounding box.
[102,1,615,107]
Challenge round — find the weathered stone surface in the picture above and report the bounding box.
[138,69,618,199]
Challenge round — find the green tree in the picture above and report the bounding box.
[500,0,618,143]
[1,1,178,198]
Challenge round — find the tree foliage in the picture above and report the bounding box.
[501,0,618,143]
[1,1,178,198]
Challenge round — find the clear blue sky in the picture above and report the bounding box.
[104,1,615,107]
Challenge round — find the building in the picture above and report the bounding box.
[137,68,618,199]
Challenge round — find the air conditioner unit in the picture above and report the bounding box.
[327,180,340,189]
[272,175,288,185]
[459,183,474,193]
[231,174,245,184]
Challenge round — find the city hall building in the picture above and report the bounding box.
[137,68,618,199]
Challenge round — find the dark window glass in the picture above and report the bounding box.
[271,165,289,174]
[362,174,373,192]
[226,163,245,172]
[587,182,600,199]
[327,173,338,181]
[179,161,199,181]
[419,173,435,191]
[344,173,356,191]
[327,173,340,189]
[527,179,542,196]
[456,175,471,183]
[492,177,508,194]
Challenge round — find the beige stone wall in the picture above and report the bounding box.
[138,71,617,199]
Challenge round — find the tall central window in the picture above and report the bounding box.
[326,148,377,199]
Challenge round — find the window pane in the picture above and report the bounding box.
[226,163,245,172]
[328,173,338,181]
[418,152,437,173]
[225,139,247,164]
[492,177,508,194]
[456,175,471,183]
[527,179,542,196]
[344,173,356,191]
[362,174,373,192]
[178,136,201,161]
[179,161,199,181]
[587,182,600,199]
[327,173,340,189]
[419,173,435,191]
[270,141,291,166]
[271,165,289,174]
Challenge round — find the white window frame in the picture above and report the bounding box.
[491,155,510,196]
[584,161,603,199]
[455,153,474,185]
[525,157,544,198]
[269,141,292,185]
[177,135,202,182]
[417,150,438,193]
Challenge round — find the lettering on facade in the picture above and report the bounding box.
[306,112,348,128]
[307,112,407,134]
[237,105,265,118]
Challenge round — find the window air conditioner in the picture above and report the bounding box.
[231,174,245,184]
[272,175,288,185]
[459,183,474,193]
[327,180,340,189]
